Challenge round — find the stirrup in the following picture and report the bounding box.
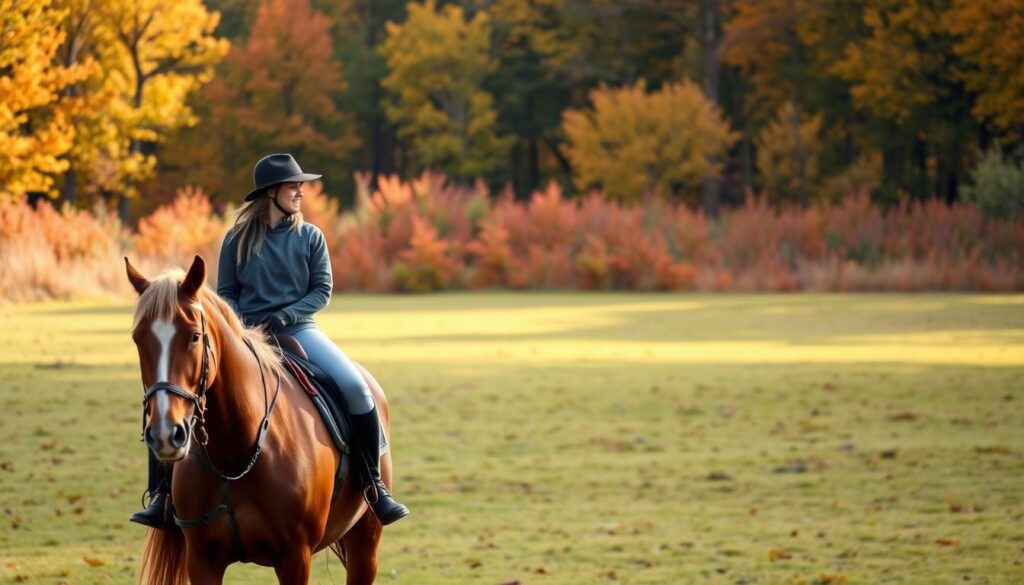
[363,483,379,505]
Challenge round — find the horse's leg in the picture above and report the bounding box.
[186,556,226,585]
[275,548,312,585]
[340,511,383,585]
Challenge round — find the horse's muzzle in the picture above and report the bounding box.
[145,421,191,461]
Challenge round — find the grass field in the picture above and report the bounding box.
[1,293,1022,584]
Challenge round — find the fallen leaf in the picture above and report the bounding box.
[889,412,918,422]
[768,548,792,561]
[773,460,808,474]
[974,445,1012,456]
[950,502,978,514]
[936,538,961,547]
[83,556,106,567]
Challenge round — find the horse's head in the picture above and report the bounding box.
[126,255,215,462]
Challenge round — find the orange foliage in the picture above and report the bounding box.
[133,187,227,270]
[1,176,1022,301]
[0,197,123,300]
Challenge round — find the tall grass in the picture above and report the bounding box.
[2,178,1021,301]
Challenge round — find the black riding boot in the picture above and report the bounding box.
[351,409,409,525]
[130,451,172,529]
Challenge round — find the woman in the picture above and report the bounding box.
[131,153,408,528]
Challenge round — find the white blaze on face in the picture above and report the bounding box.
[151,319,176,420]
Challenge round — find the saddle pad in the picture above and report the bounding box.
[280,351,390,458]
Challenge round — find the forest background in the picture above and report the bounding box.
[1,0,1023,299]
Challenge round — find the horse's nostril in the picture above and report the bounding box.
[170,424,189,449]
[145,426,156,446]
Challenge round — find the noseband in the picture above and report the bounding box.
[141,309,212,445]
[139,304,280,483]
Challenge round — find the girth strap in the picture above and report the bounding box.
[172,478,246,562]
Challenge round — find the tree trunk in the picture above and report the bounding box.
[61,169,77,206]
[700,0,721,217]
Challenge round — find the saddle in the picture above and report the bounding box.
[271,334,388,494]
[274,334,352,454]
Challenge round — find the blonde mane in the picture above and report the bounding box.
[132,268,285,379]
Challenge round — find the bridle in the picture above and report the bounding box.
[140,305,280,482]
[141,309,213,445]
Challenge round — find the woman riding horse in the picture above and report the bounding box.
[131,153,408,529]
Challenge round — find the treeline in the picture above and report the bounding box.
[1,179,1020,301]
[2,0,1023,219]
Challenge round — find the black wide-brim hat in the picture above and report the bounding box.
[244,153,322,201]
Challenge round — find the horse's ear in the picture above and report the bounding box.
[181,255,206,299]
[125,257,149,295]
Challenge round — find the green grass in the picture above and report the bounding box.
[1,293,1023,584]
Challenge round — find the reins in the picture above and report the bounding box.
[140,308,282,482]
[139,303,283,562]
[196,336,281,482]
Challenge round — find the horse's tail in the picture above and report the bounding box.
[138,526,187,585]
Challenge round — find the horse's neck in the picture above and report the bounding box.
[203,318,273,466]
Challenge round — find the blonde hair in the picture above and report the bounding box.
[229,187,305,265]
[132,268,285,380]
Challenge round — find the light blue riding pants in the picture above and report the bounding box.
[291,327,375,415]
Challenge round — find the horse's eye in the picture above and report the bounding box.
[192,332,202,344]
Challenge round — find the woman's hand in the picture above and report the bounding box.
[259,311,289,332]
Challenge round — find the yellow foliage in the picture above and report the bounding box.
[0,0,88,197]
[829,0,945,122]
[53,0,228,201]
[755,102,824,202]
[562,80,737,201]
[379,0,511,180]
[946,0,1024,134]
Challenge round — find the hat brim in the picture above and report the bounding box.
[244,173,323,201]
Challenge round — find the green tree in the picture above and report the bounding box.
[961,145,1024,218]
[379,0,511,183]
[562,80,736,201]
[486,0,583,195]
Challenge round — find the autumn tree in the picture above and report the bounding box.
[562,80,736,202]
[756,102,824,202]
[946,0,1024,137]
[98,0,226,219]
[0,0,87,198]
[722,0,819,203]
[829,0,971,201]
[165,0,357,206]
[379,0,511,183]
[45,0,226,216]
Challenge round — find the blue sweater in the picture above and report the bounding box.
[217,216,332,332]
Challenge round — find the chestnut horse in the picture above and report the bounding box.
[127,256,394,584]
